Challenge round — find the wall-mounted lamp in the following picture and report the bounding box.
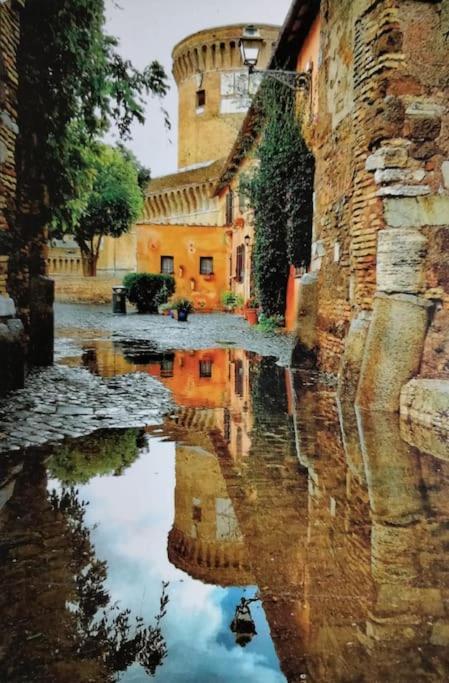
[240,26,311,92]
[244,234,251,247]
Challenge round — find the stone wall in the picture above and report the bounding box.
[0,0,25,393]
[295,0,449,410]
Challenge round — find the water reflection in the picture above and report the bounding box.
[2,341,449,681]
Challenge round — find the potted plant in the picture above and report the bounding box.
[221,291,244,313]
[158,302,172,316]
[171,297,194,322]
[245,297,259,325]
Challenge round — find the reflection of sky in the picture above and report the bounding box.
[53,436,286,683]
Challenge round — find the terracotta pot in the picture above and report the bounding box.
[246,309,258,325]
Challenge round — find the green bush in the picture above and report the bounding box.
[221,291,244,311]
[257,313,284,333]
[123,272,175,313]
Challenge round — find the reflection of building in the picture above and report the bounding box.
[168,443,253,587]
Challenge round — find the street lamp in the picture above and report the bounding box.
[244,234,251,247]
[239,26,311,92]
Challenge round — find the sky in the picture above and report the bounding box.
[53,435,287,683]
[104,0,292,178]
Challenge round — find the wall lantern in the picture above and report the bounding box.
[239,25,311,92]
[244,234,251,247]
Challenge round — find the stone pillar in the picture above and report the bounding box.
[337,311,371,403]
[29,275,54,367]
[356,293,432,412]
[291,273,318,367]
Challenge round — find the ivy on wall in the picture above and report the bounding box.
[240,81,315,317]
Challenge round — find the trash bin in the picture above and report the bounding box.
[112,286,127,315]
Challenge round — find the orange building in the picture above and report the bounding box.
[136,224,228,311]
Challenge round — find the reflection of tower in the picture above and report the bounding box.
[172,24,279,169]
[168,443,253,586]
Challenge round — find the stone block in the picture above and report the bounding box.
[384,196,449,228]
[0,294,15,317]
[430,622,449,647]
[374,168,425,185]
[291,272,318,366]
[366,146,409,172]
[337,310,372,402]
[0,140,7,164]
[405,101,445,119]
[442,161,449,189]
[400,379,449,431]
[356,293,432,412]
[357,410,423,523]
[410,117,441,142]
[400,417,449,462]
[377,228,427,294]
[377,184,430,197]
[376,585,444,618]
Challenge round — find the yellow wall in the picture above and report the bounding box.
[97,228,137,274]
[137,223,228,311]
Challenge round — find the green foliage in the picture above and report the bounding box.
[17,0,168,230]
[123,273,175,313]
[256,313,284,333]
[171,297,194,313]
[49,487,169,678]
[49,429,141,484]
[240,82,315,317]
[71,145,144,271]
[116,143,152,193]
[245,297,259,309]
[221,291,244,310]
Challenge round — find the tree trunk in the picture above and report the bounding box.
[81,252,97,277]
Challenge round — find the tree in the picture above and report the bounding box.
[71,145,144,276]
[10,0,168,330]
[49,428,142,484]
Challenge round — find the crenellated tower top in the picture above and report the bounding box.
[172,24,279,169]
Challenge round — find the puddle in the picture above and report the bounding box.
[2,342,449,681]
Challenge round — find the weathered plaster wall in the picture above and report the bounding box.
[136,223,228,310]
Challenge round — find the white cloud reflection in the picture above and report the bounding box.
[72,436,286,683]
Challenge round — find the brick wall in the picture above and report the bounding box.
[0,0,22,239]
[306,0,449,383]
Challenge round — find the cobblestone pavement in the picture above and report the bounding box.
[55,303,295,366]
[0,364,172,454]
[1,304,293,454]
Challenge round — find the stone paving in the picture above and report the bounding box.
[0,364,172,454]
[55,303,295,366]
[0,304,294,455]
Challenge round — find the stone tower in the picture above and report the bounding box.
[172,24,279,170]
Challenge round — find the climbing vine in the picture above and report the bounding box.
[240,81,315,317]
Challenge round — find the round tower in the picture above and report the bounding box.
[168,443,253,586]
[172,24,279,170]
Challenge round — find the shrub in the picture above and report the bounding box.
[257,313,284,333]
[221,291,244,311]
[123,272,175,313]
[171,297,194,313]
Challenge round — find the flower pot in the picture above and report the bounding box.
[177,309,189,322]
[246,309,258,325]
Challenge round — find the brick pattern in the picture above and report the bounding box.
[308,0,449,377]
[0,1,20,240]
